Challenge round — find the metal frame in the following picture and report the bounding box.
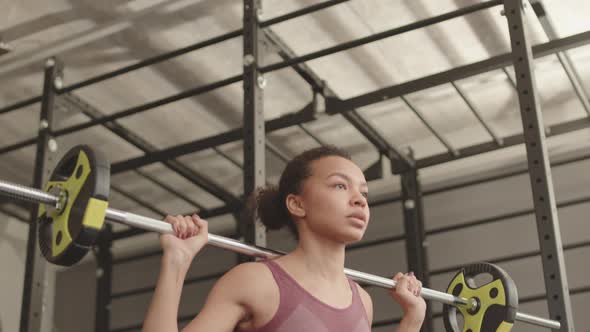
[503,1,573,329]
[240,0,267,251]
[530,0,590,116]
[94,224,113,332]
[400,163,432,332]
[20,57,60,332]
[1,1,589,330]
[260,29,414,173]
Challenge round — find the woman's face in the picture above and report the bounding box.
[294,156,370,244]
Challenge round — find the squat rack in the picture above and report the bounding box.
[0,0,589,331]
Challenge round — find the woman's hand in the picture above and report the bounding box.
[389,272,426,323]
[160,214,208,266]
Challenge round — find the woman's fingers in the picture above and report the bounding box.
[184,215,197,237]
[392,272,422,297]
[192,214,208,236]
[407,273,422,297]
[164,214,208,239]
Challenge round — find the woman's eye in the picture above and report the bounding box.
[335,183,347,189]
[361,192,369,198]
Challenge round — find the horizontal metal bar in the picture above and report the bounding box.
[431,239,590,276]
[423,150,590,197]
[61,29,242,94]
[428,193,590,238]
[109,104,316,174]
[0,95,42,115]
[0,137,37,155]
[364,149,590,210]
[55,74,243,138]
[417,115,590,168]
[326,29,590,115]
[361,195,590,282]
[260,0,502,74]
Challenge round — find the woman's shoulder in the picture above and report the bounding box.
[225,260,274,279]
[216,260,280,321]
[217,260,277,297]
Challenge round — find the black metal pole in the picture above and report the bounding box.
[400,164,432,332]
[503,1,574,329]
[240,0,267,257]
[20,57,60,332]
[94,225,113,332]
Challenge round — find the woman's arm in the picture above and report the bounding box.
[141,214,209,332]
[396,311,425,332]
[181,263,263,332]
[142,253,194,331]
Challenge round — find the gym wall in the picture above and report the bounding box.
[0,217,27,332]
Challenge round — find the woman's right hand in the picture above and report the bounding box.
[160,214,208,266]
[389,272,426,324]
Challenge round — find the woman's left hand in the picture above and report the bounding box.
[389,272,427,319]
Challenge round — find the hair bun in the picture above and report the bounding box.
[242,186,288,230]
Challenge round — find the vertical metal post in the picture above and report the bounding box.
[503,1,574,330]
[20,57,61,332]
[241,0,266,254]
[400,160,432,332]
[94,224,113,332]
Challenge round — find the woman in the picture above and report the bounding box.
[143,146,426,331]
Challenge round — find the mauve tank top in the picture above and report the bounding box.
[236,259,371,332]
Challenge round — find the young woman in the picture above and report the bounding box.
[142,146,426,332]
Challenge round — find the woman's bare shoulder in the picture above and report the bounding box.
[219,261,277,300]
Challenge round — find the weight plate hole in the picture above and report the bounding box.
[75,165,84,179]
[490,288,498,299]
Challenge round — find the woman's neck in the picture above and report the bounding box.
[287,232,347,283]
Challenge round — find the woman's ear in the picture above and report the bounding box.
[286,193,306,218]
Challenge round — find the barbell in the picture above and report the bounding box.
[0,145,561,331]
